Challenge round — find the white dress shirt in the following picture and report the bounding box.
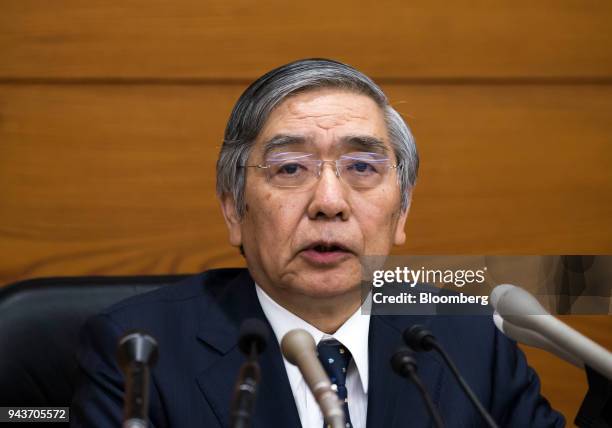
[255,284,370,428]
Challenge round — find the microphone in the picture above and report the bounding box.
[492,311,584,368]
[230,319,269,428]
[280,329,345,428]
[404,325,499,428]
[491,284,612,380]
[117,331,159,428]
[390,347,444,428]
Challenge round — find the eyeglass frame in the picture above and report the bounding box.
[240,152,401,189]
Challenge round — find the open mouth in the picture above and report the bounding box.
[301,241,353,265]
[311,244,347,253]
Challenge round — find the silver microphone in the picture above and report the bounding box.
[491,284,612,380]
[280,329,345,428]
[492,311,584,368]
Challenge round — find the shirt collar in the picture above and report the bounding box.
[255,283,370,393]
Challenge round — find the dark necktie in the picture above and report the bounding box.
[317,339,353,428]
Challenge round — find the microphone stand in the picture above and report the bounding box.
[391,347,444,428]
[575,365,611,427]
[230,318,269,428]
[230,343,261,428]
[404,325,499,428]
[117,331,159,428]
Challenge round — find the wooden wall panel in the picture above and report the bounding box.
[1,1,612,79]
[1,84,611,285]
[395,84,612,254]
[0,84,247,282]
[1,1,611,421]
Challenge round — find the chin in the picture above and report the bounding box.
[292,270,361,299]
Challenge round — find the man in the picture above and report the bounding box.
[71,59,564,427]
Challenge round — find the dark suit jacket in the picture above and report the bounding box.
[71,268,565,427]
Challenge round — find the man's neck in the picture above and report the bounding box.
[256,283,362,334]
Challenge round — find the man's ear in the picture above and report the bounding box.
[393,195,411,246]
[220,193,242,247]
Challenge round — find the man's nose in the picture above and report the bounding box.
[306,162,351,221]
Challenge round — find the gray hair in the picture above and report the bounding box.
[216,58,418,217]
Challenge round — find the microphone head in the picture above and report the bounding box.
[403,325,435,352]
[238,318,269,356]
[280,329,316,366]
[490,284,515,310]
[492,311,506,334]
[390,346,418,378]
[117,331,159,370]
[490,283,548,316]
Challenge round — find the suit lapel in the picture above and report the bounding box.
[367,315,445,428]
[193,270,446,428]
[195,271,301,428]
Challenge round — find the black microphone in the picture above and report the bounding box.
[230,319,269,428]
[575,364,612,428]
[391,347,444,428]
[117,331,159,428]
[404,325,499,428]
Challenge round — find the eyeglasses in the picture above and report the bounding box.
[242,152,399,189]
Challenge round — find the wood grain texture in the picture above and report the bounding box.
[0,83,610,424]
[0,84,247,282]
[1,0,612,79]
[397,84,612,255]
[1,1,611,423]
[1,83,611,283]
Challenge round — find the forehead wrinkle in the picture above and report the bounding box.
[285,99,371,126]
[259,133,391,161]
[290,111,370,130]
[257,93,390,159]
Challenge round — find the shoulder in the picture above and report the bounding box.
[372,283,499,355]
[375,312,505,376]
[104,268,248,309]
[97,267,252,330]
[376,313,564,426]
[377,312,499,346]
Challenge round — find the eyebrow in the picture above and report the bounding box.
[261,134,390,159]
[340,135,389,155]
[262,134,307,159]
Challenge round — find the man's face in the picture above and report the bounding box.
[222,88,409,300]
